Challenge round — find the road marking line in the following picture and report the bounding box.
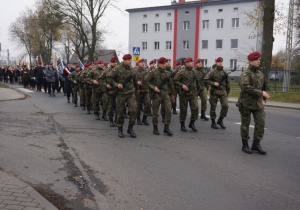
[235,122,267,130]
[297,137,300,139]
[17,88,34,93]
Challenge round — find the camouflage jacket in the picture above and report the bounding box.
[238,65,267,110]
[86,67,106,92]
[145,67,175,95]
[194,67,209,91]
[80,68,93,88]
[174,66,199,96]
[136,67,150,93]
[106,62,139,95]
[68,70,81,86]
[104,66,116,95]
[204,66,230,96]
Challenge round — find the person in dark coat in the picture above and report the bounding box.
[43,65,49,93]
[63,63,75,103]
[29,66,36,89]
[35,63,44,91]
[44,63,58,96]
[8,66,14,84]
[21,66,30,88]
[4,66,9,83]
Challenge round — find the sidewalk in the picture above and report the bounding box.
[0,87,25,102]
[0,170,57,210]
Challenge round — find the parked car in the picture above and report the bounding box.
[269,74,279,81]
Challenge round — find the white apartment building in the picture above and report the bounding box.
[127,0,262,78]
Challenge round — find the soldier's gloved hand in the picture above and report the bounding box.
[74,81,77,84]
[214,82,219,87]
[138,81,142,86]
[93,80,99,85]
[182,85,189,91]
[106,84,112,89]
[154,87,160,93]
[118,84,123,89]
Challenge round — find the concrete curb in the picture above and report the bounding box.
[0,87,26,102]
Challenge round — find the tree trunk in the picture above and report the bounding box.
[261,0,275,80]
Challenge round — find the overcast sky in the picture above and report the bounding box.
[0,0,289,61]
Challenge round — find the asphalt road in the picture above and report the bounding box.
[0,86,300,210]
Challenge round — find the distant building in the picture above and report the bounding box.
[126,0,262,79]
[69,49,119,64]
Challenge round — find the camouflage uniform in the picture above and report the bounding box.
[106,62,138,128]
[204,66,230,120]
[161,66,174,119]
[77,70,86,107]
[82,68,93,112]
[136,67,150,119]
[105,66,117,120]
[238,65,266,141]
[194,66,209,111]
[68,70,81,105]
[174,66,199,122]
[145,67,174,126]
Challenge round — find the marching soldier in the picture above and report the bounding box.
[106,54,139,138]
[82,62,93,114]
[194,59,209,121]
[135,59,150,125]
[68,65,81,106]
[174,57,199,132]
[172,61,182,114]
[204,57,230,129]
[77,65,86,109]
[145,57,174,136]
[238,52,270,155]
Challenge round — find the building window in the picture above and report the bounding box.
[144,59,148,65]
[218,9,223,13]
[233,7,238,12]
[232,18,239,28]
[143,14,147,18]
[166,41,172,50]
[202,40,208,49]
[217,19,224,29]
[166,22,172,31]
[230,59,237,68]
[202,59,208,66]
[155,14,159,18]
[155,23,160,32]
[183,21,190,30]
[203,20,209,29]
[185,11,189,15]
[183,41,189,50]
[142,24,148,32]
[154,42,160,50]
[142,42,147,50]
[231,39,238,49]
[167,13,171,17]
[204,10,208,14]
[154,59,158,64]
[216,40,223,49]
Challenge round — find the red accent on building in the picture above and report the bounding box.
[173,9,178,67]
[194,7,200,67]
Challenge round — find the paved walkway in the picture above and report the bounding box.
[0,171,57,210]
[0,88,25,102]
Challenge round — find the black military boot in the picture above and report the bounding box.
[94,112,100,120]
[137,117,142,125]
[82,105,86,110]
[251,140,267,155]
[242,139,253,154]
[109,118,116,127]
[211,119,219,129]
[217,117,226,129]
[201,110,209,121]
[118,127,125,138]
[142,116,149,125]
[163,124,173,136]
[127,124,136,138]
[87,107,91,114]
[101,110,109,121]
[188,120,197,132]
[153,125,160,135]
[162,115,165,123]
[74,102,78,107]
[181,122,187,132]
[67,97,70,103]
[173,107,178,114]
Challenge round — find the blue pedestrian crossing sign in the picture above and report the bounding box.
[133,47,140,55]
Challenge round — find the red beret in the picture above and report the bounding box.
[215,57,223,62]
[196,59,202,63]
[75,64,79,68]
[158,57,167,64]
[110,56,118,63]
[248,52,261,61]
[96,60,103,64]
[176,61,181,66]
[137,59,144,64]
[84,63,91,68]
[184,57,193,63]
[149,60,155,65]
[122,54,132,60]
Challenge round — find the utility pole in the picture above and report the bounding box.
[7,49,10,65]
[283,0,294,92]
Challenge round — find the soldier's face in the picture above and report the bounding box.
[150,64,154,68]
[250,59,260,67]
[158,63,166,69]
[185,61,194,68]
[166,61,171,67]
[138,62,145,68]
[196,62,202,67]
[216,61,223,67]
[111,62,117,67]
[97,64,104,68]
[123,59,132,66]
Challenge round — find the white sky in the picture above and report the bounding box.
[0,0,289,61]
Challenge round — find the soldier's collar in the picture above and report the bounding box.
[249,65,260,72]
[216,66,223,71]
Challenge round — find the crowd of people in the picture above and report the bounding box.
[0,51,270,155]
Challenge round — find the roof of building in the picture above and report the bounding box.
[69,49,119,64]
[126,0,257,13]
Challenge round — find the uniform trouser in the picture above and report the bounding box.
[47,82,55,94]
[107,94,116,118]
[136,92,151,118]
[79,86,86,106]
[209,94,229,120]
[239,106,265,141]
[161,92,173,116]
[43,79,48,92]
[36,78,43,91]
[73,85,79,103]
[92,90,108,113]
[179,94,199,122]
[85,87,92,108]
[152,92,171,125]
[116,93,137,127]
[198,89,207,111]
[173,92,178,109]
